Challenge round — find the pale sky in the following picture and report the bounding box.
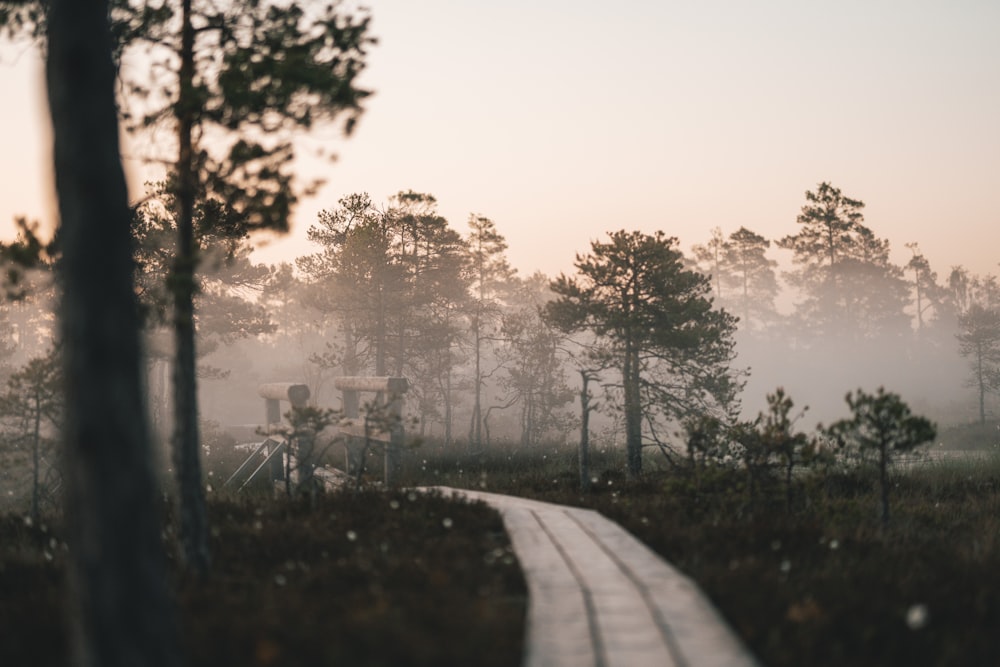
[1,0,998,279]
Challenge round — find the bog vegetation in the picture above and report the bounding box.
[395,439,1000,667]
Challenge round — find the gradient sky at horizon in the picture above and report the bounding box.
[1,0,998,279]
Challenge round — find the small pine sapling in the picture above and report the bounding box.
[759,388,808,514]
[826,387,935,530]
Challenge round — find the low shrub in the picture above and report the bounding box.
[0,490,526,667]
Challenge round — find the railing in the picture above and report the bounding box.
[223,383,310,491]
[334,376,408,487]
[224,378,410,491]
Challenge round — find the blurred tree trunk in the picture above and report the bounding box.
[46,0,180,664]
[172,0,211,576]
[30,389,41,522]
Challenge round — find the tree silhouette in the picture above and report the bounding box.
[722,227,779,332]
[299,193,399,377]
[114,0,373,575]
[44,0,179,662]
[904,242,942,335]
[956,304,1000,424]
[298,191,467,434]
[779,182,909,340]
[3,0,374,575]
[464,214,515,452]
[0,348,62,522]
[826,388,935,530]
[497,276,573,448]
[546,230,738,479]
[759,388,808,514]
[691,226,726,300]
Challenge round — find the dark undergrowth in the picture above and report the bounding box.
[0,489,526,667]
[398,439,1000,667]
[4,435,998,667]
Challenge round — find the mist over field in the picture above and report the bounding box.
[169,182,989,451]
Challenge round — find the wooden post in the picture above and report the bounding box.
[333,377,408,487]
[386,390,404,485]
[257,383,311,482]
[265,398,281,426]
[342,388,359,473]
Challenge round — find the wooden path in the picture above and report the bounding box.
[427,488,760,667]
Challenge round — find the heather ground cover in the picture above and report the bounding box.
[2,425,998,667]
[398,437,1000,667]
[0,489,526,667]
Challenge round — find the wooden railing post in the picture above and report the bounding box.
[257,383,311,483]
[386,390,404,485]
[333,376,408,487]
[265,398,281,427]
[343,388,359,473]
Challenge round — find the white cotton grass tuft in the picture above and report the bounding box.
[906,604,929,630]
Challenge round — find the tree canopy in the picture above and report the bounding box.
[779,182,909,341]
[826,387,935,529]
[546,230,739,478]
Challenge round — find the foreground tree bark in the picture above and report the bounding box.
[47,0,179,664]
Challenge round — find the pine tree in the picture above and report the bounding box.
[722,226,779,332]
[464,214,515,452]
[546,230,738,478]
[956,305,1000,424]
[827,388,935,530]
[112,0,372,574]
[779,182,909,341]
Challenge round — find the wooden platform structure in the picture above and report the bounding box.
[334,376,408,487]
[223,383,311,491]
[427,488,760,667]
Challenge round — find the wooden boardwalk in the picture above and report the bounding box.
[428,488,760,667]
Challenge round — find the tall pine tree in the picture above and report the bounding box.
[546,230,738,478]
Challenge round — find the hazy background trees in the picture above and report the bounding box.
[137,178,998,470]
[956,304,1000,425]
[778,181,910,342]
[1,109,997,499]
[0,347,61,522]
[708,182,971,425]
[0,170,995,489]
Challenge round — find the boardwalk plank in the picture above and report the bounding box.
[423,487,759,667]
